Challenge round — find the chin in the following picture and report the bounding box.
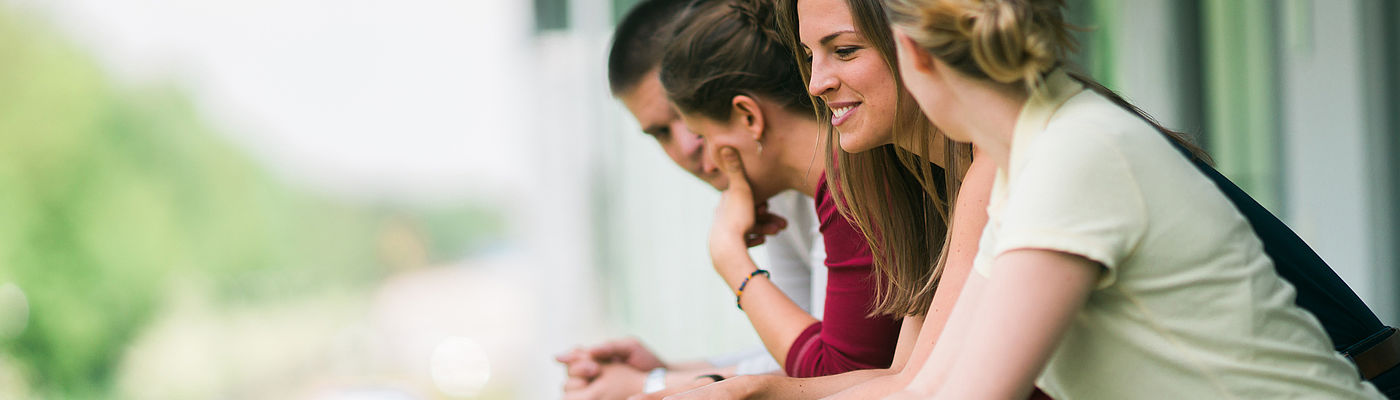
[837,130,881,153]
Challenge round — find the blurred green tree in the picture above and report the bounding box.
[0,7,502,398]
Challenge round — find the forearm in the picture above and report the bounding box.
[922,251,1097,398]
[735,368,895,400]
[665,360,717,371]
[663,364,736,388]
[712,238,819,367]
[904,273,987,395]
[771,316,923,399]
[823,369,912,399]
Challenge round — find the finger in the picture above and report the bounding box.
[717,147,751,194]
[556,347,584,364]
[746,237,765,248]
[587,339,632,361]
[567,357,601,379]
[563,376,589,391]
[753,213,787,235]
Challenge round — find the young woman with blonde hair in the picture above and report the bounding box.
[884,0,1385,398]
[649,0,1046,397]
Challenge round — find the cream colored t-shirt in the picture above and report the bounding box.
[971,70,1383,399]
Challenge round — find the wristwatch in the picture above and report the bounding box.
[644,367,667,393]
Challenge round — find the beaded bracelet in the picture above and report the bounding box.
[735,269,770,310]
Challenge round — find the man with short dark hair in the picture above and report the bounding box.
[554,0,826,398]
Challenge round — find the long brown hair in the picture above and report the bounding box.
[776,0,972,317]
[884,0,1210,161]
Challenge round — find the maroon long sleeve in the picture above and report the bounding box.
[783,173,902,378]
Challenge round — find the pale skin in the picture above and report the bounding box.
[646,158,993,400]
[883,27,1105,399]
[685,95,826,367]
[638,0,997,398]
[600,92,873,400]
[554,69,791,400]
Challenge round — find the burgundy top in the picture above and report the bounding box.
[783,172,902,378]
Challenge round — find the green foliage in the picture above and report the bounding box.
[0,7,503,397]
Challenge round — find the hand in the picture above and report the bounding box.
[624,375,722,400]
[710,147,758,246]
[745,202,789,248]
[563,363,648,400]
[556,337,666,382]
[652,376,757,400]
[709,146,790,271]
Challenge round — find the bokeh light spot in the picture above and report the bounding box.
[0,283,29,339]
[430,336,490,398]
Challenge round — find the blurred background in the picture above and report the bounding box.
[0,0,1394,398]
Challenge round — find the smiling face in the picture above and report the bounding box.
[619,69,729,191]
[797,0,898,153]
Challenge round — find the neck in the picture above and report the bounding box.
[765,109,826,197]
[952,80,1028,171]
[891,121,948,168]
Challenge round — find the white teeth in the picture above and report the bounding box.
[832,106,854,120]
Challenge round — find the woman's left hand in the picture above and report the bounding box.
[709,147,758,248]
[708,147,786,260]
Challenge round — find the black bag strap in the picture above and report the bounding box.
[1161,128,1388,352]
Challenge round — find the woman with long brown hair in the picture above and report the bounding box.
[656,0,910,383]
[647,0,1010,398]
[882,0,1384,398]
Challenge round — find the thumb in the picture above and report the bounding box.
[718,147,749,187]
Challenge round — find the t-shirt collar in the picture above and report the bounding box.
[1009,68,1083,166]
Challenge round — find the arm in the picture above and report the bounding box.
[659,154,999,399]
[709,147,822,367]
[826,153,995,398]
[557,338,741,399]
[782,152,918,377]
[903,250,1099,399]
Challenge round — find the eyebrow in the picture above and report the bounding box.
[642,124,668,136]
[820,30,856,46]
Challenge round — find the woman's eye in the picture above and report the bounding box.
[835,46,859,59]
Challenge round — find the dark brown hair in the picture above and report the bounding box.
[659,0,814,121]
[776,0,972,317]
[608,0,695,95]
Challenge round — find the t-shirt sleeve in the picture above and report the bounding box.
[994,123,1148,289]
[783,178,901,377]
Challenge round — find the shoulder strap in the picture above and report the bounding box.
[1161,133,1387,352]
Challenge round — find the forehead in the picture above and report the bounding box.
[797,0,855,45]
[618,70,678,129]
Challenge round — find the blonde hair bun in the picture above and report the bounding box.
[895,0,1076,88]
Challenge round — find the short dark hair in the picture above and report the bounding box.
[608,0,695,95]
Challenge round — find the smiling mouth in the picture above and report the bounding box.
[830,103,859,126]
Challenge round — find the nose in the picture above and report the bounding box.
[807,58,838,98]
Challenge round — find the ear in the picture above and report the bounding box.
[730,95,766,143]
[895,30,936,75]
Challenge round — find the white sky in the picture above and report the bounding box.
[7,0,537,204]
